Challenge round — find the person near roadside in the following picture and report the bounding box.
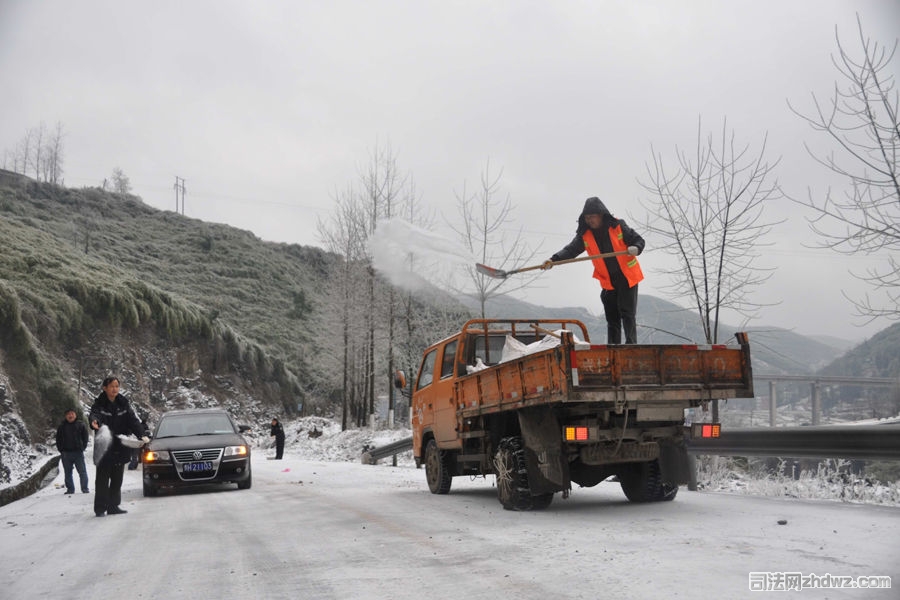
[55,408,90,494]
[544,196,645,344]
[270,417,285,460]
[128,418,150,470]
[89,376,148,517]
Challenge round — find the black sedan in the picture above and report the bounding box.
[142,408,252,496]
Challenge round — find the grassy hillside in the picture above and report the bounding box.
[0,178,338,440]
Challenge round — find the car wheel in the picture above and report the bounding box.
[237,469,252,490]
[143,481,158,497]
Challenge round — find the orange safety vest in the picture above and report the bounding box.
[582,226,643,290]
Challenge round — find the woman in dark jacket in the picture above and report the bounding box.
[89,376,147,517]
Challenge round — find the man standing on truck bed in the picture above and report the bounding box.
[544,197,645,344]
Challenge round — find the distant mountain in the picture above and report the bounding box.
[817,322,900,378]
[807,334,857,352]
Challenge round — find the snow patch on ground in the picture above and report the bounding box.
[698,457,900,505]
[0,411,41,486]
[256,416,415,466]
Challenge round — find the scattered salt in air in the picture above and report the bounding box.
[369,217,476,293]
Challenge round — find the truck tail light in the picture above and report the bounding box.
[691,423,721,438]
[565,426,589,441]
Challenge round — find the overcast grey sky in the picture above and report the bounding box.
[2,0,898,341]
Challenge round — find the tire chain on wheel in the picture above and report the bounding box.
[620,459,678,502]
[494,436,552,511]
[643,459,678,502]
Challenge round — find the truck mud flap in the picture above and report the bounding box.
[657,439,690,486]
[517,407,570,494]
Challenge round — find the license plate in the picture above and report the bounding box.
[183,461,213,472]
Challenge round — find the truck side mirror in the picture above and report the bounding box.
[393,370,407,389]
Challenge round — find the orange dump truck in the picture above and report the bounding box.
[399,318,754,510]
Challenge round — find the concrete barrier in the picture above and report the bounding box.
[0,455,61,507]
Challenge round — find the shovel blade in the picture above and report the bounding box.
[475,263,508,279]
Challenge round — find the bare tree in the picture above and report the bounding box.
[316,184,369,430]
[359,142,410,426]
[788,15,900,321]
[18,129,33,177]
[43,122,65,184]
[448,159,543,318]
[3,121,65,182]
[315,142,415,429]
[639,118,783,345]
[29,123,45,181]
[110,167,131,194]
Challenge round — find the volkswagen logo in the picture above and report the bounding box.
[192,450,203,460]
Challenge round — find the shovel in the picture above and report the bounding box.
[475,250,629,279]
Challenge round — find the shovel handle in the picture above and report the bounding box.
[476,249,629,279]
[544,249,629,270]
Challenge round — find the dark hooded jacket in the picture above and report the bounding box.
[271,421,285,443]
[89,392,144,465]
[56,417,89,452]
[550,197,645,289]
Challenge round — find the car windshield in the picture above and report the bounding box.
[156,414,236,438]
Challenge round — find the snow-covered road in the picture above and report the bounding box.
[1,455,897,599]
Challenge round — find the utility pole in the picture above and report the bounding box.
[174,176,186,215]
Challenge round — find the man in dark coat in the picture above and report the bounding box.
[89,376,147,516]
[270,418,285,460]
[545,197,646,344]
[55,408,90,494]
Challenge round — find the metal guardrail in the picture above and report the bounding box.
[362,425,900,464]
[687,424,900,461]
[361,437,413,464]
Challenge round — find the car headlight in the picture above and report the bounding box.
[224,445,248,457]
[143,450,171,463]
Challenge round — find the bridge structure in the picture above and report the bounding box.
[754,374,899,426]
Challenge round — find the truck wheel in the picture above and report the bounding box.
[619,459,678,503]
[494,437,554,511]
[425,439,452,494]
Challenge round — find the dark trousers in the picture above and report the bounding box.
[61,451,89,493]
[94,461,125,514]
[601,284,639,344]
[275,439,284,460]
